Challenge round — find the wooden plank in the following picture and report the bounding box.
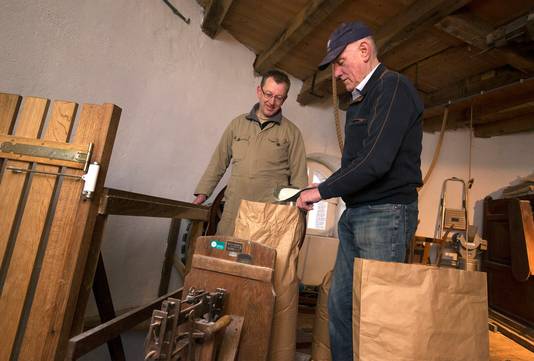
[184,267,274,361]
[159,217,182,296]
[375,0,472,56]
[66,288,184,360]
[435,13,534,73]
[0,93,21,135]
[70,214,108,336]
[185,220,207,274]
[99,187,210,221]
[18,103,121,361]
[192,255,274,283]
[474,112,534,138]
[218,315,244,361]
[508,200,534,282]
[92,253,126,361]
[0,134,88,169]
[423,67,523,110]
[201,0,234,38]
[0,100,76,360]
[254,0,345,74]
[0,97,48,292]
[297,66,333,105]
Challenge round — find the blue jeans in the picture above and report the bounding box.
[328,201,418,361]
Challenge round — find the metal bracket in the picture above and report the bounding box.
[0,136,93,171]
[7,162,100,200]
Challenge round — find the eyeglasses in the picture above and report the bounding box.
[261,88,286,103]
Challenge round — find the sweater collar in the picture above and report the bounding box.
[246,103,282,124]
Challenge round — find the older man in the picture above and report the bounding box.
[297,22,423,361]
[194,69,307,235]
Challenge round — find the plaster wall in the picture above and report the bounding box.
[1,0,533,315]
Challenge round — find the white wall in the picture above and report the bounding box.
[1,0,533,314]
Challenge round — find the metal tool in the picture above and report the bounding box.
[144,288,228,361]
[432,177,487,270]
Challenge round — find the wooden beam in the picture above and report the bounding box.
[201,0,234,38]
[297,66,332,105]
[297,0,471,105]
[98,188,210,221]
[254,0,345,74]
[435,13,534,73]
[376,0,472,56]
[423,67,522,109]
[474,113,534,138]
[66,288,183,360]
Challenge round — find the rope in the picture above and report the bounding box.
[420,107,448,189]
[331,67,344,153]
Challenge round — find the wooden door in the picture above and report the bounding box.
[0,92,121,360]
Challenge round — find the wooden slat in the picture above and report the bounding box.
[0,100,76,360]
[0,97,48,293]
[254,0,345,74]
[0,93,21,135]
[18,103,121,361]
[192,254,273,283]
[201,0,234,38]
[0,134,88,169]
[99,187,210,221]
[66,288,183,360]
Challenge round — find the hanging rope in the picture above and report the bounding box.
[420,107,449,190]
[331,67,344,153]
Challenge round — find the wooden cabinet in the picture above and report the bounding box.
[483,194,534,328]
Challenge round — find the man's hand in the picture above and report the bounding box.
[296,187,322,211]
[192,194,207,205]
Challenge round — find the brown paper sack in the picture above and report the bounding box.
[234,200,305,361]
[353,258,489,361]
[311,270,333,361]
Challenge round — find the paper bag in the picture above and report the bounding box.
[353,258,489,361]
[311,270,333,361]
[234,200,305,361]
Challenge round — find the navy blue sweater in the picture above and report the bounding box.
[318,64,423,207]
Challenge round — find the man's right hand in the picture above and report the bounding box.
[192,194,207,205]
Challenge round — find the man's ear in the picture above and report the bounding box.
[256,85,263,99]
[359,41,371,62]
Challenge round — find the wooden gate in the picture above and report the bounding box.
[0,92,121,360]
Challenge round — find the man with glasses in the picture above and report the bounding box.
[193,69,307,235]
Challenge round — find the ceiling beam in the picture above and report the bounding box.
[435,13,534,73]
[297,0,472,105]
[474,113,534,138]
[376,0,471,56]
[201,0,234,38]
[423,67,523,110]
[254,0,345,74]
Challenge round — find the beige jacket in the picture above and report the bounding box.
[195,105,307,235]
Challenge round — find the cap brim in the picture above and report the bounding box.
[318,45,345,70]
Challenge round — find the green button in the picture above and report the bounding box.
[210,239,225,250]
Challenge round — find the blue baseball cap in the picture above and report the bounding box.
[318,21,373,70]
